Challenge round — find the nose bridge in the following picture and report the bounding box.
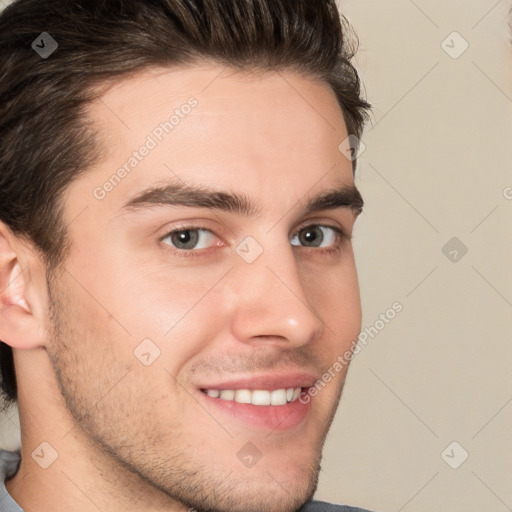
[229,235,324,346]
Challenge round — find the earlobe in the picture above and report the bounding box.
[0,225,45,350]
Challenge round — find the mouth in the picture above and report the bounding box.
[196,373,316,431]
[200,387,303,406]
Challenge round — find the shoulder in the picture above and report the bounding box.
[0,449,21,479]
[299,500,376,512]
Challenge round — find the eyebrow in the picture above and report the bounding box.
[121,181,364,217]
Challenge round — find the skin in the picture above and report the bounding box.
[0,65,362,512]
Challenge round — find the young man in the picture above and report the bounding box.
[0,0,372,510]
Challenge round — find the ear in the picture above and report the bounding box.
[0,223,47,349]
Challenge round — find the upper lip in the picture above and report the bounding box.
[197,371,318,391]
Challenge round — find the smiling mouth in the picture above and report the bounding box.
[200,387,303,406]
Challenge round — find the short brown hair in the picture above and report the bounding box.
[0,0,370,404]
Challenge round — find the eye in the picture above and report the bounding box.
[162,228,216,251]
[290,225,339,248]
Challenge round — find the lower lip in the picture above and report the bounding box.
[199,391,311,431]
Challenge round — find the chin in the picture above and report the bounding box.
[179,455,320,512]
[189,477,316,512]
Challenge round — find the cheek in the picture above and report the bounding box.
[48,273,191,443]
[301,251,362,341]
[46,275,133,426]
[93,255,233,370]
[69,232,230,339]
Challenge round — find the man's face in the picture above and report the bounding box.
[47,65,362,512]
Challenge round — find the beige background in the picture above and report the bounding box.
[0,1,511,511]
[315,1,512,511]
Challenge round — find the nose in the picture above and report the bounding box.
[228,239,325,348]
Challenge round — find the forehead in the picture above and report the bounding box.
[67,65,354,221]
[91,64,346,133]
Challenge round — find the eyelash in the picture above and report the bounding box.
[160,224,349,259]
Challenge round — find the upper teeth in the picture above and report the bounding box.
[204,387,301,406]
